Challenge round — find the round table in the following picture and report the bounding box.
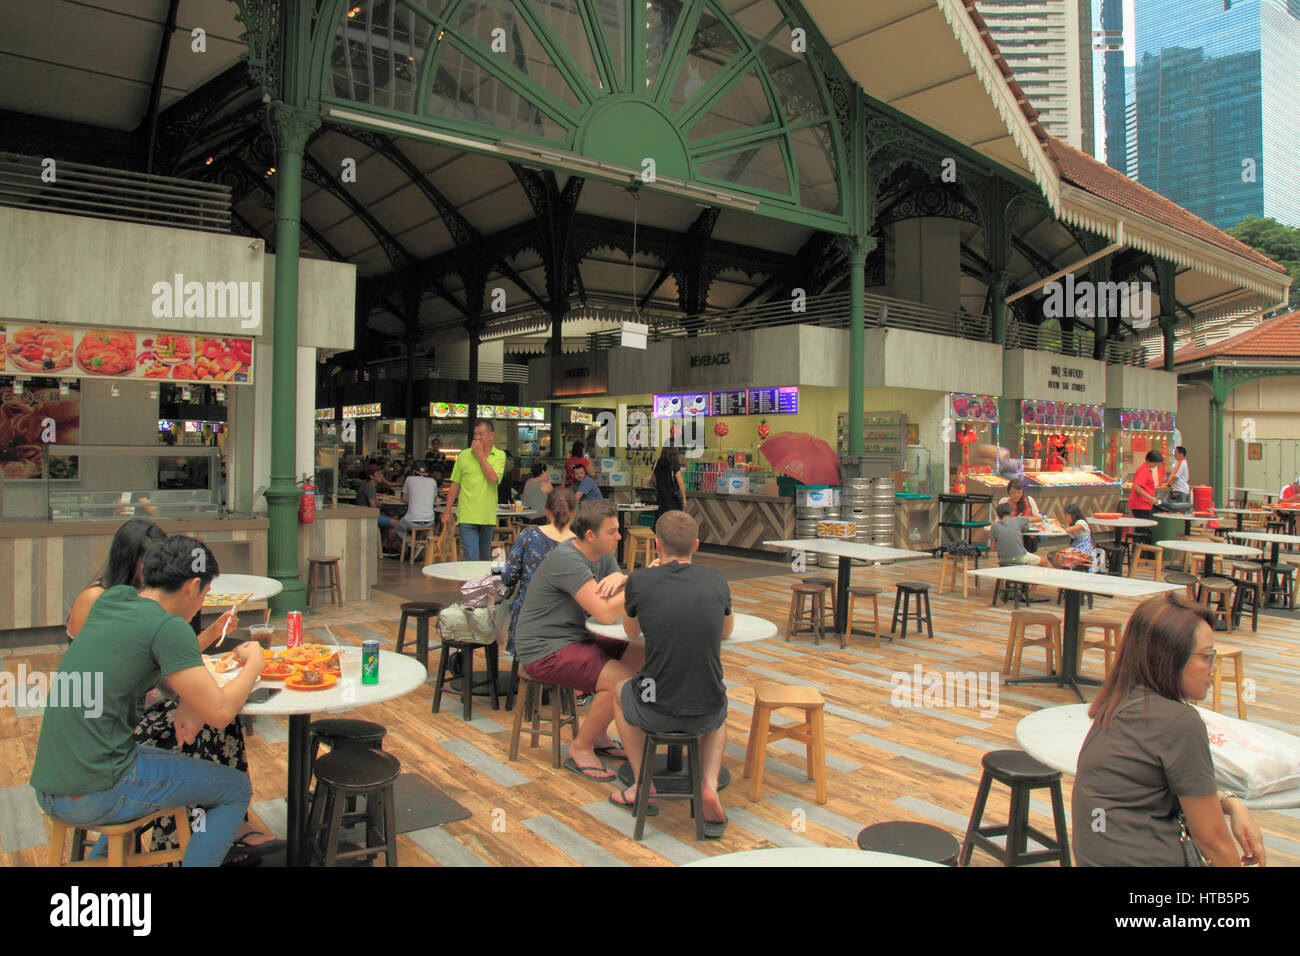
[681,847,943,867]
[206,573,283,605]
[1015,704,1300,810]
[584,612,778,645]
[1213,507,1271,532]
[242,649,428,865]
[1088,517,1156,528]
[422,560,495,582]
[585,614,778,794]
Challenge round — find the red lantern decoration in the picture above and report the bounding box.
[757,421,770,440]
[714,422,729,437]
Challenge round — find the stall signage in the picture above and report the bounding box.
[1021,400,1103,429]
[673,334,752,389]
[1119,408,1174,431]
[1,379,80,480]
[950,393,999,423]
[342,402,382,419]
[654,387,798,419]
[315,408,335,421]
[551,352,608,397]
[570,410,595,425]
[1047,364,1089,394]
[1,322,254,384]
[430,403,543,420]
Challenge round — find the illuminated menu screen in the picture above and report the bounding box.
[710,390,748,417]
[748,387,798,415]
[653,393,712,418]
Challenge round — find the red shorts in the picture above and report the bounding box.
[522,637,627,694]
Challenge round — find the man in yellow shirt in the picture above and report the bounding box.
[442,418,506,560]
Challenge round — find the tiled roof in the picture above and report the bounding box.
[1159,310,1300,366]
[1047,138,1289,277]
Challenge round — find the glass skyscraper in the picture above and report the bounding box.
[1134,0,1300,230]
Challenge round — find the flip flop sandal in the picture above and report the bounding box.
[608,790,659,816]
[703,818,728,839]
[563,756,614,781]
[594,742,628,760]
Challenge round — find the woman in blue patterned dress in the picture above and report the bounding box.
[501,486,578,654]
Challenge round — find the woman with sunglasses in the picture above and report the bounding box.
[1072,593,1266,866]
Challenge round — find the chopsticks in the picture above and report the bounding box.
[219,596,250,642]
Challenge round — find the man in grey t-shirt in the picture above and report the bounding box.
[514,501,644,782]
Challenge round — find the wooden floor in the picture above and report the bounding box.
[3,549,1299,867]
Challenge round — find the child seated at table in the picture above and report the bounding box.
[1049,504,1096,570]
[990,503,1048,568]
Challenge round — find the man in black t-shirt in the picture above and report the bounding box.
[611,511,731,836]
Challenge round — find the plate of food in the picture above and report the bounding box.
[8,327,74,373]
[76,330,137,376]
[302,653,342,678]
[278,643,333,666]
[259,659,298,681]
[284,671,339,691]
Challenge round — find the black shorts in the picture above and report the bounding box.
[619,679,727,736]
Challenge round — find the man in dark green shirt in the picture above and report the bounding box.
[31,535,264,866]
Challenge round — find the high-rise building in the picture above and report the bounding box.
[976,1,1096,153]
[1097,0,1127,174]
[1134,0,1300,230]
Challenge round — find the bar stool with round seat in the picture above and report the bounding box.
[1078,612,1124,675]
[1129,544,1163,580]
[629,730,707,842]
[959,750,1071,867]
[306,747,401,867]
[890,582,934,641]
[1096,542,1126,577]
[801,576,837,620]
[306,555,342,608]
[1163,569,1199,601]
[431,624,501,720]
[844,585,882,648]
[1003,610,1061,678]
[938,550,981,598]
[308,718,388,820]
[508,668,579,768]
[395,601,440,670]
[47,807,191,867]
[1229,574,1261,632]
[786,582,827,643]
[1211,646,1248,719]
[856,821,961,866]
[1195,576,1237,630]
[625,526,655,571]
[743,683,826,806]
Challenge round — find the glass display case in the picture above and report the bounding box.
[1,445,221,521]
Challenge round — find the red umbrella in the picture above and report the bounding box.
[759,432,841,486]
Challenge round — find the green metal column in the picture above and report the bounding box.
[1211,366,1227,506]
[989,270,1013,346]
[847,236,875,457]
[1156,258,1178,371]
[266,102,320,614]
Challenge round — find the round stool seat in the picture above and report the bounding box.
[856,821,960,865]
[1078,612,1123,629]
[400,601,440,615]
[896,581,929,592]
[313,748,401,791]
[1200,577,1235,592]
[800,577,835,589]
[1229,561,1261,573]
[309,554,340,563]
[310,718,387,745]
[848,585,880,597]
[980,749,1060,786]
[643,729,702,742]
[1010,609,1059,627]
[1163,570,1198,585]
[790,583,825,594]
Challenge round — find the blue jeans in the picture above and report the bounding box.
[397,517,434,531]
[378,514,394,529]
[459,524,495,561]
[35,744,251,867]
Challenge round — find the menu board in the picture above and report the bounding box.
[1120,409,1175,431]
[710,390,747,417]
[342,402,382,419]
[654,393,711,418]
[951,393,999,423]
[314,408,335,421]
[1020,400,1103,429]
[429,403,542,420]
[1,323,254,384]
[748,387,799,415]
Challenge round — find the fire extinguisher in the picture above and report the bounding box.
[298,477,315,524]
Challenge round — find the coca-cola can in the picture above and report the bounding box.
[286,610,303,648]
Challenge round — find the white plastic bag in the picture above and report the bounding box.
[1195,707,1300,799]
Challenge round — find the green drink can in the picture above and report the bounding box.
[361,640,379,685]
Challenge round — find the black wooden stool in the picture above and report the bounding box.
[991,577,1031,608]
[1230,574,1261,632]
[1096,542,1126,577]
[631,731,706,841]
[395,602,440,670]
[508,670,579,768]
[1261,562,1295,609]
[856,821,961,865]
[432,636,500,720]
[890,582,933,640]
[959,750,1071,867]
[801,576,837,620]
[309,718,387,820]
[307,748,401,867]
[306,556,343,607]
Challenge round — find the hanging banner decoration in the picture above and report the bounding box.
[1119,408,1175,432]
[1,322,254,384]
[1020,399,1104,429]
